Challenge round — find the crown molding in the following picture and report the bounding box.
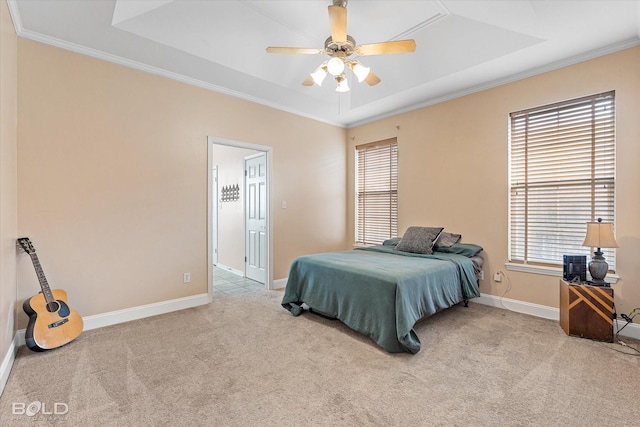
[6,0,22,33]
[7,0,640,130]
[346,37,640,128]
[6,0,345,128]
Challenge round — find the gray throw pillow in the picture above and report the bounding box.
[382,237,401,247]
[434,232,462,249]
[396,226,444,254]
[435,243,483,257]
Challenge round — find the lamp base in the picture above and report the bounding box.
[588,250,610,287]
[587,278,610,287]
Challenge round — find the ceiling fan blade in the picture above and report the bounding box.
[328,5,347,44]
[302,76,314,86]
[364,71,381,86]
[355,39,416,56]
[266,47,324,54]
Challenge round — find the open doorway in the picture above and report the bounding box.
[207,136,273,302]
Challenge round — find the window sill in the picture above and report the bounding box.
[505,262,619,284]
[353,243,375,249]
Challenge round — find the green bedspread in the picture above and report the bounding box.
[281,245,480,354]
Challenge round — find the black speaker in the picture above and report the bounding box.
[563,255,587,283]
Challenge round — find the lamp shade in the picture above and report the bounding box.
[582,220,618,249]
[327,57,345,76]
[352,62,371,82]
[335,76,349,92]
[310,67,327,86]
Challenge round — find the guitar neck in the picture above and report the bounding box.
[28,253,55,304]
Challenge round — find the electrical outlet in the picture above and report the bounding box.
[183,272,191,283]
[494,272,502,282]
[479,271,484,281]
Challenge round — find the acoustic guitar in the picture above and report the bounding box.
[18,237,83,352]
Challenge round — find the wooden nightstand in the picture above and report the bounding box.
[559,279,614,342]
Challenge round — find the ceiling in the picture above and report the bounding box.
[8,0,640,128]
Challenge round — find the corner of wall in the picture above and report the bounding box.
[0,0,20,397]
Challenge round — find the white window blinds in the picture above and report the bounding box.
[509,91,616,269]
[356,138,398,245]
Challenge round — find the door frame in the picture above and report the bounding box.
[207,136,273,302]
[211,166,218,266]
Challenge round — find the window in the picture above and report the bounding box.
[509,91,615,270]
[356,138,398,245]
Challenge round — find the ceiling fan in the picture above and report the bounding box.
[266,0,416,92]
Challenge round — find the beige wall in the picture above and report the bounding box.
[0,0,18,371]
[347,47,640,315]
[16,39,347,327]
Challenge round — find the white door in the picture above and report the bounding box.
[211,167,218,265]
[245,153,267,284]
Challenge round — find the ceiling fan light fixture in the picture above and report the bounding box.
[335,74,350,92]
[310,66,327,86]
[265,0,416,93]
[327,57,345,76]
[352,62,371,83]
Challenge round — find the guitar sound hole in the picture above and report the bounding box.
[46,301,60,313]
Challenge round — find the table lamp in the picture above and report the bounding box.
[582,218,618,286]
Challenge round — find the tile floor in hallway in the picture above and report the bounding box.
[212,266,265,298]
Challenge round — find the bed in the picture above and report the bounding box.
[281,228,483,354]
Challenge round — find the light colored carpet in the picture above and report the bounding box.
[1,290,639,426]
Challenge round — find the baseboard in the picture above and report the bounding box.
[14,293,209,348]
[273,278,287,290]
[214,263,243,277]
[613,319,640,341]
[474,293,640,341]
[474,293,559,320]
[0,335,18,398]
[83,293,209,331]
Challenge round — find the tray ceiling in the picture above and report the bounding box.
[9,0,640,127]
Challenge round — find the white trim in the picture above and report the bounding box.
[82,293,209,331]
[5,7,343,129]
[614,319,640,342]
[10,1,639,130]
[15,330,24,350]
[504,262,619,284]
[474,293,559,320]
[6,0,22,34]
[211,166,218,266]
[346,38,640,128]
[207,142,214,303]
[473,293,640,341]
[214,263,244,278]
[0,336,18,397]
[273,278,287,290]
